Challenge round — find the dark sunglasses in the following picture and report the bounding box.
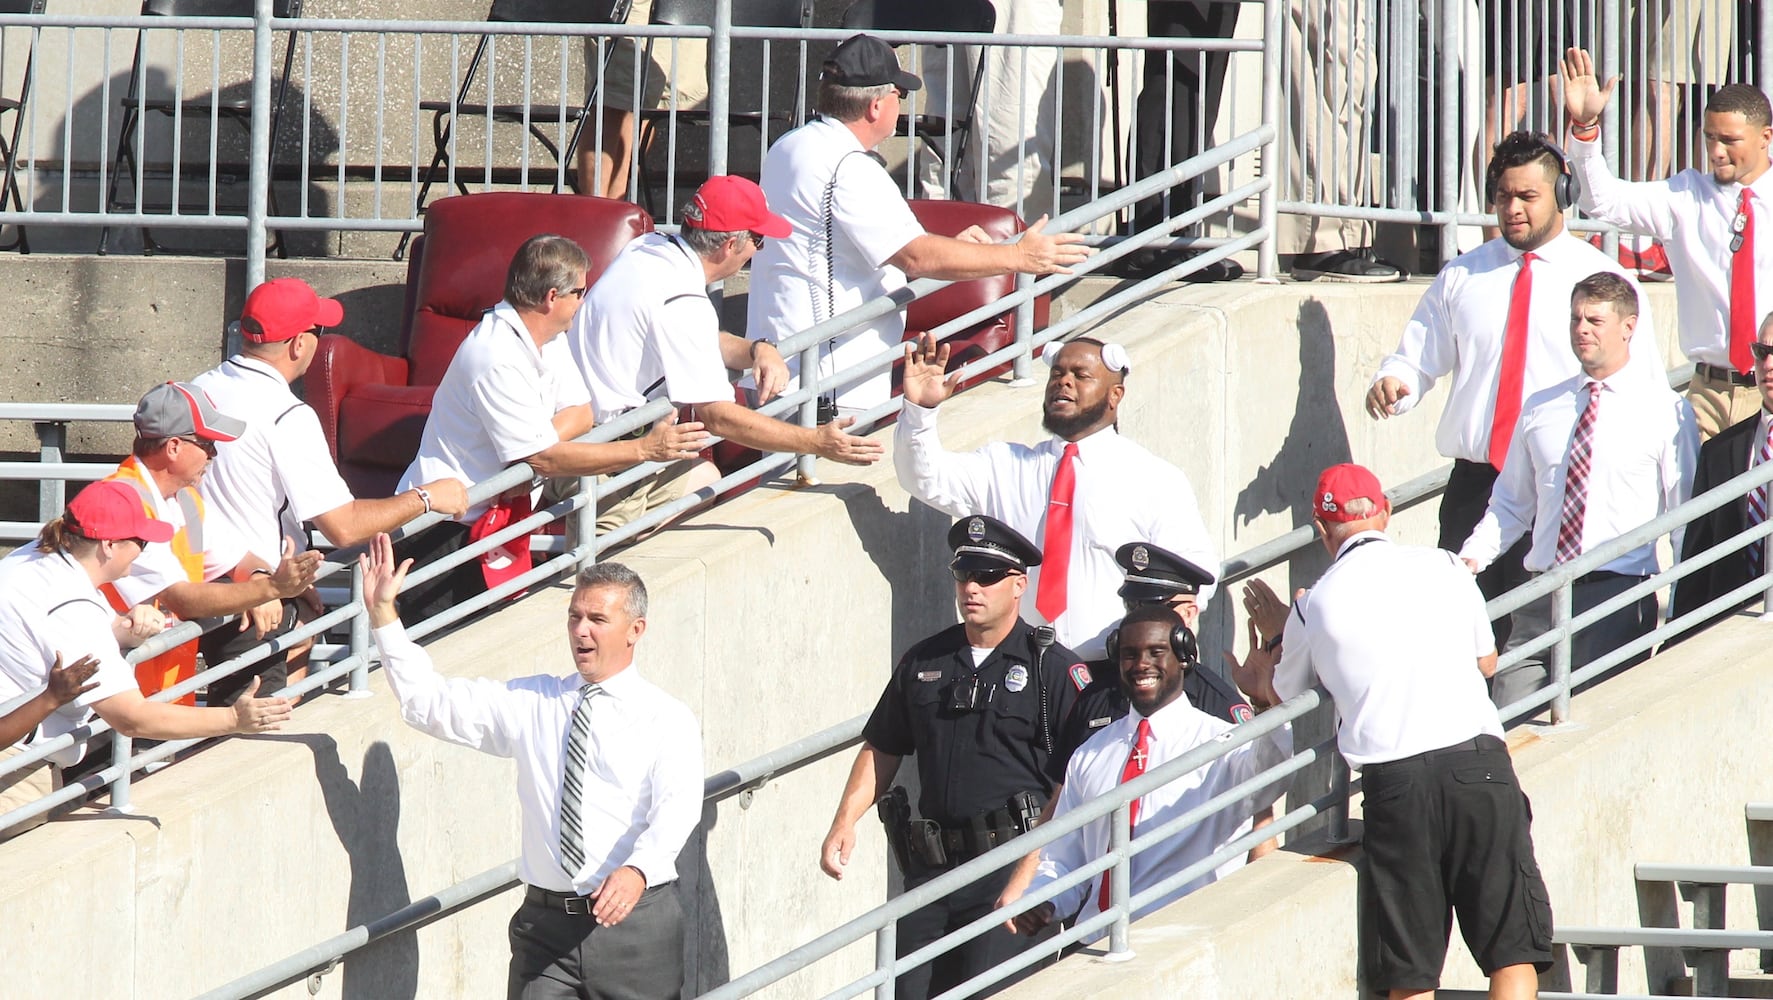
[952,567,1020,586]
[559,285,588,299]
[1751,342,1773,361]
[893,85,909,99]
[125,536,149,549]
[746,232,765,250]
[179,435,218,457]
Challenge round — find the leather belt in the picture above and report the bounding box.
[525,885,599,915]
[1695,362,1755,387]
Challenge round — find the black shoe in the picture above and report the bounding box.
[1111,248,1245,283]
[1291,248,1407,283]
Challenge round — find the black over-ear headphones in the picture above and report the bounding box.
[1105,621,1200,667]
[1485,132,1581,212]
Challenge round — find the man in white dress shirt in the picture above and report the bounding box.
[1366,130,1666,644]
[362,534,702,1000]
[1562,48,1773,437]
[395,234,710,623]
[745,33,1088,414]
[1008,605,1290,940]
[1459,273,1698,709]
[896,334,1219,661]
[1234,463,1553,1000]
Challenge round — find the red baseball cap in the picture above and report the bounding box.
[683,175,792,239]
[1314,463,1389,522]
[66,480,175,543]
[240,277,344,343]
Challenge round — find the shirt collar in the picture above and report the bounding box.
[1333,529,1389,559]
[225,354,292,387]
[1133,691,1211,739]
[1050,423,1120,458]
[569,662,644,701]
[490,300,546,366]
[815,114,865,154]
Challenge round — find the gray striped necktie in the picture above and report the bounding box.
[559,682,605,877]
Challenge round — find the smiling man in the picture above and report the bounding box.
[1009,604,1291,941]
[362,534,702,1000]
[1459,272,1697,707]
[897,335,1218,662]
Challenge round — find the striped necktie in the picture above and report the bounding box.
[1750,420,1773,575]
[559,681,605,878]
[1554,383,1603,565]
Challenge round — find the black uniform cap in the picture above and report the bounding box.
[947,514,1042,572]
[1115,541,1216,601]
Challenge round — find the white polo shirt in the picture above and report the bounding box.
[566,232,734,422]
[746,116,926,412]
[191,356,357,564]
[1271,532,1503,768]
[110,462,251,609]
[399,302,593,522]
[0,547,141,765]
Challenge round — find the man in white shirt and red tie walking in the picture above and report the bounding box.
[1007,604,1290,940]
[361,535,703,999]
[895,334,1219,662]
[1459,273,1698,710]
[1366,130,1665,643]
[1562,47,1773,438]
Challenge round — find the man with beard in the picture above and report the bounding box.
[895,335,1218,663]
[1365,131,1665,643]
[819,515,1083,998]
[1007,604,1291,941]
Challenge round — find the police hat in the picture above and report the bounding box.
[947,515,1042,573]
[1115,542,1215,601]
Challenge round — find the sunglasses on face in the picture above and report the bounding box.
[893,86,909,99]
[560,285,588,299]
[746,232,766,250]
[952,567,1020,586]
[1751,342,1773,361]
[179,436,218,457]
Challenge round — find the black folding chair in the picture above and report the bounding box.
[99,0,301,256]
[840,0,995,197]
[632,0,813,215]
[0,0,45,253]
[400,0,631,258]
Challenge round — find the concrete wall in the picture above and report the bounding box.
[0,277,1694,998]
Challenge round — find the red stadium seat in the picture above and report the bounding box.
[308,193,653,499]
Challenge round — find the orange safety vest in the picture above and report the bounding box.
[101,457,205,706]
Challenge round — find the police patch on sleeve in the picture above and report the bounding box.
[1230,703,1255,723]
[1067,663,1092,691]
[1004,664,1028,692]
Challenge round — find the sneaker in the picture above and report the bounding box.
[1291,249,1407,283]
[1635,241,1674,282]
[1112,248,1245,283]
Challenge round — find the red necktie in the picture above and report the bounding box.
[1035,443,1079,621]
[1731,189,1757,374]
[1096,717,1152,914]
[1554,382,1602,564]
[1488,251,1537,469]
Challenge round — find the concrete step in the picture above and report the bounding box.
[1557,926,1773,950]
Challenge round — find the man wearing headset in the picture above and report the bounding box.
[1364,130,1665,646]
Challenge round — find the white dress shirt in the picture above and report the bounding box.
[1460,374,1699,575]
[1373,232,1667,463]
[399,302,594,522]
[1272,532,1502,768]
[373,621,704,894]
[1028,696,1290,934]
[0,548,141,765]
[567,232,735,422]
[192,355,356,565]
[1570,135,1773,367]
[894,401,1218,659]
[746,116,926,411]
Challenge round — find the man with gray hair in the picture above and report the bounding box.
[396,234,711,623]
[362,533,702,1000]
[745,32,1090,415]
[567,175,884,532]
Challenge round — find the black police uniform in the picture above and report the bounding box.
[863,618,1085,999]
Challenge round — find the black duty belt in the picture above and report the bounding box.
[1695,362,1756,387]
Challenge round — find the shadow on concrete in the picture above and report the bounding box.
[824,480,954,667]
[684,799,732,993]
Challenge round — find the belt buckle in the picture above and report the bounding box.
[562,894,593,916]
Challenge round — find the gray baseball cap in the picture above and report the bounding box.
[133,381,247,442]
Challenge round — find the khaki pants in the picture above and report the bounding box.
[0,744,58,842]
[1687,368,1763,439]
[1279,0,1374,255]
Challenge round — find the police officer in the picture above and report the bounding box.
[819,514,1084,999]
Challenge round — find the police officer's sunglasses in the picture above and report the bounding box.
[952,567,1022,586]
[1750,342,1773,362]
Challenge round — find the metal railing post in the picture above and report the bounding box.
[576,474,599,569]
[1435,0,1459,265]
[796,344,820,484]
[1550,581,1573,724]
[244,0,274,290]
[1010,273,1035,383]
[874,921,896,1000]
[1106,800,1135,961]
[707,0,731,177]
[1759,527,1773,619]
[345,560,371,697]
[1762,1,1773,95]
[1326,750,1352,843]
[106,731,135,814]
[1256,0,1282,281]
[33,421,66,523]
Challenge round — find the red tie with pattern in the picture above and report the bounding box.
[1036,443,1080,621]
[1731,189,1757,374]
[1489,251,1537,469]
[1096,717,1152,914]
[1554,383,1603,565]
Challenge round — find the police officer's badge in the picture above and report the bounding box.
[1004,664,1028,692]
[1130,545,1149,570]
[967,517,985,541]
